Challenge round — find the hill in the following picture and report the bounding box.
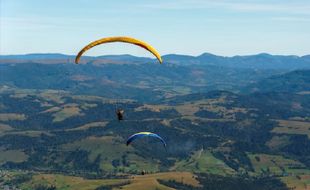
[0,61,285,102]
[244,70,310,93]
[0,87,309,189]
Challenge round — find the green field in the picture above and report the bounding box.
[52,104,84,122]
[0,113,26,121]
[0,123,13,133]
[172,149,235,175]
[280,175,310,190]
[248,153,306,175]
[272,120,310,138]
[0,149,28,164]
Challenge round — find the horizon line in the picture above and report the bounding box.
[0,52,309,58]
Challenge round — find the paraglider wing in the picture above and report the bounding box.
[126,132,166,147]
[75,36,163,64]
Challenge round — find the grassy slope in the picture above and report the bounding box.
[62,136,160,172]
[172,149,235,175]
[20,172,199,190]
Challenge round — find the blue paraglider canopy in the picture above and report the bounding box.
[126,132,167,147]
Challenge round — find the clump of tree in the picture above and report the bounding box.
[158,174,289,190]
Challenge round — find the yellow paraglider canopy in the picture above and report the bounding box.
[75,36,163,64]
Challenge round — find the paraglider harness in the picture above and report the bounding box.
[116,108,124,121]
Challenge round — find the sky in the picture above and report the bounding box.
[1,0,310,57]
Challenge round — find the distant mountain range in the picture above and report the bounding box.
[1,53,309,70]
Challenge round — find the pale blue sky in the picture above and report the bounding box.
[1,0,310,56]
